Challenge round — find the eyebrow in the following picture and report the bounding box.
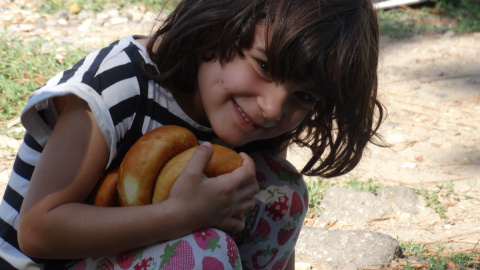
[252,46,267,58]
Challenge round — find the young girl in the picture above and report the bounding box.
[0,0,384,269]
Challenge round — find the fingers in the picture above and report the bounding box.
[229,152,257,186]
[226,216,246,232]
[172,148,257,232]
[239,152,255,172]
[181,142,213,178]
[215,215,246,232]
[234,152,259,200]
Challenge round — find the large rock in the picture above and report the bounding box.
[377,186,420,214]
[296,227,403,269]
[316,187,394,224]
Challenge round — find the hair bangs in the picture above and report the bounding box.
[262,0,349,97]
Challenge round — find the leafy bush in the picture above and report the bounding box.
[434,0,480,32]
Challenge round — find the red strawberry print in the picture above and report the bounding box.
[249,217,271,244]
[96,258,114,270]
[251,245,279,269]
[290,191,304,222]
[72,261,87,270]
[226,236,241,269]
[277,222,295,246]
[194,229,221,251]
[133,257,155,270]
[202,257,225,269]
[271,251,292,270]
[262,152,283,177]
[160,240,195,270]
[265,188,289,221]
[116,249,142,269]
[262,152,301,185]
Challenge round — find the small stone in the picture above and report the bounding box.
[18,23,35,32]
[443,30,455,38]
[401,162,417,169]
[57,18,68,26]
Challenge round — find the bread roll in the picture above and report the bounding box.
[152,144,243,203]
[94,125,244,219]
[117,125,199,206]
[93,168,119,207]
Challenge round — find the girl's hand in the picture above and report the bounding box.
[168,142,258,232]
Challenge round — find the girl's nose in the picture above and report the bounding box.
[257,84,289,121]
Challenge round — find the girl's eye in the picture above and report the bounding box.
[257,59,268,73]
[293,92,317,106]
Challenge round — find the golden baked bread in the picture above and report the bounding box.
[93,125,243,218]
[152,144,243,203]
[117,125,199,206]
[93,168,119,207]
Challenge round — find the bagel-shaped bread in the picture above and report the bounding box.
[93,168,119,207]
[152,144,243,204]
[118,125,199,206]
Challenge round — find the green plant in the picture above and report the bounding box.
[0,126,24,140]
[400,240,429,257]
[378,0,480,39]
[341,178,386,195]
[416,183,448,218]
[0,34,87,122]
[434,0,480,32]
[378,9,417,38]
[426,249,479,269]
[436,180,453,191]
[305,177,333,214]
[399,241,480,269]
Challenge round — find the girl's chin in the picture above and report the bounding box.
[213,128,250,146]
[217,135,248,147]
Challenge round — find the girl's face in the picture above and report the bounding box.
[195,23,320,146]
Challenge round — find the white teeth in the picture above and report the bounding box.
[236,103,255,126]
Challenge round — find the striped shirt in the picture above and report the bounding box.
[0,35,226,269]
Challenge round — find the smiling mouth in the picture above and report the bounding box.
[234,101,257,127]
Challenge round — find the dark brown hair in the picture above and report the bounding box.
[147,0,385,178]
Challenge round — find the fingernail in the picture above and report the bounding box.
[200,141,212,147]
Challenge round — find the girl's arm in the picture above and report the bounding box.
[18,95,258,259]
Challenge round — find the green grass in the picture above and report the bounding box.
[37,0,181,13]
[305,177,333,214]
[0,35,87,125]
[434,0,480,32]
[400,240,480,270]
[1,0,184,136]
[416,182,452,219]
[378,0,480,38]
[306,177,387,214]
[341,178,386,195]
[378,9,419,39]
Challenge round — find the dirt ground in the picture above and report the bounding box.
[0,0,479,261]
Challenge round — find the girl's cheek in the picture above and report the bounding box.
[290,109,310,127]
